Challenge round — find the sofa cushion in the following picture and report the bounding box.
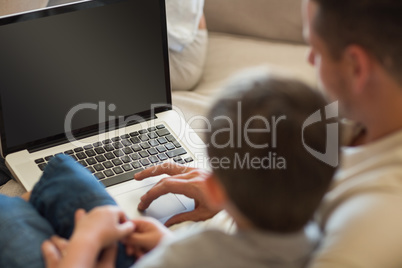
[0,0,49,16]
[172,32,316,141]
[204,0,304,44]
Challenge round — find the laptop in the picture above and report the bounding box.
[0,0,207,223]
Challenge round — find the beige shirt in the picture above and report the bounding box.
[311,123,402,268]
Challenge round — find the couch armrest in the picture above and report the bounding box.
[204,0,304,44]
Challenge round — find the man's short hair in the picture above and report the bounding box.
[311,0,402,85]
[206,71,338,233]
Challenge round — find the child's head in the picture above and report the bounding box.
[205,69,338,233]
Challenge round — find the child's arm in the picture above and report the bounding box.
[123,217,173,258]
[42,206,134,268]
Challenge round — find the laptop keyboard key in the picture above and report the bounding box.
[104,170,114,177]
[166,148,187,158]
[103,161,114,169]
[87,166,96,173]
[156,128,170,137]
[139,134,149,142]
[94,172,105,180]
[121,156,132,163]
[95,155,106,162]
[131,144,142,152]
[112,158,123,166]
[35,158,45,164]
[64,150,74,155]
[122,164,133,171]
[149,156,159,163]
[76,152,87,160]
[157,153,168,161]
[139,151,149,158]
[45,155,54,161]
[140,159,150,166]
[85,149,96,157]
[104,144,115,152]
[113,150,125,157]
[74,147,84,153]
[138,129,147,134]
[156,124,165,129]
[130,153,140,161]
[131,161,141,169]
[121,139,132,147]
[111,137,121,142]
[147,148,158,155]
[86,158,97,165]
[95,147,106,154]
[93,142,102,147]
[78,160,88,167]
[38,163,47,171]
[156,145,167,153]
[83,144,93,150]
[165,143,175,150]
[140,143,150,149]
[105,152,115,160]
[149,140,159,147]
[113,166,124,174]
[130,131,139,137]
[130,137,140,144]
[94,164,105,171]
[122,147,133,154]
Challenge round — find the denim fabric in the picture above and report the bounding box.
[0,195,54,268]
[0,154,135,268]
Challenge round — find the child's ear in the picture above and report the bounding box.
[205,173,228,208]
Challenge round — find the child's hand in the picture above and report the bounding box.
[42,236,118,268]
[72,206,134,248]
[41,206,134,268]
[123,217,173,258]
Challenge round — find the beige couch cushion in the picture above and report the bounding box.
[0,0,49,16]
[172,32,316,140]
[204,0,304,44]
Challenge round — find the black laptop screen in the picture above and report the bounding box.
[0,0,171,155]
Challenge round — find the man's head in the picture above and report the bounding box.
[204,70,337,233]
[303,0,402,124]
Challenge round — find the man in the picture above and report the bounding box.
[135,0,402,266]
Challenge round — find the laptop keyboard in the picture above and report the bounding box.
[34,124,193,187]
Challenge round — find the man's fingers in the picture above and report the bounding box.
[164,210,202,227]
[41,240,61,268]
[137,178,191,211]
[134,163,193,181]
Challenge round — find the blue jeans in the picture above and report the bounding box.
[0,154,135,268]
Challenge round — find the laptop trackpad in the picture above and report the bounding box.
[114,184,187,223]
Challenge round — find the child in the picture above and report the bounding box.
[42,70,338,268]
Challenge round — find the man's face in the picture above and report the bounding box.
[302,0,352,114]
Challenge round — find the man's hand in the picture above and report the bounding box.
[123,217,172,258]
[134,163,221,227]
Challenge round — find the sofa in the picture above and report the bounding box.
[0,0,315,196]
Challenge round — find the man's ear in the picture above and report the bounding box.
[205,173,228,209]
[343,45,374,94]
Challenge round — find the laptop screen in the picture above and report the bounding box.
[0,0,171,156]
